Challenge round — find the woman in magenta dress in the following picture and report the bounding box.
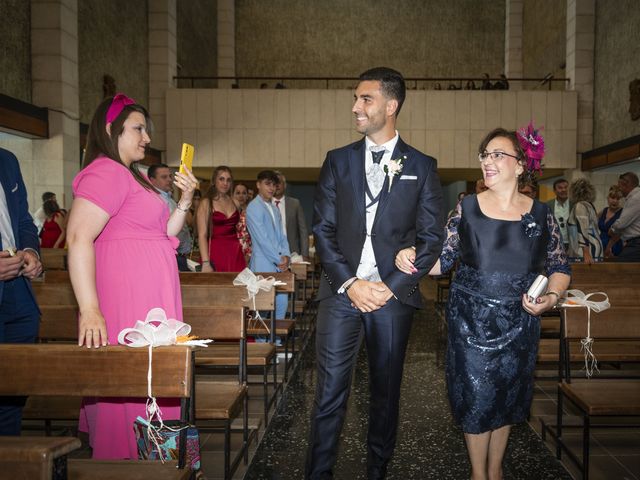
[66,94,198,459]
[196,166,247,271]
[39,199,66,248]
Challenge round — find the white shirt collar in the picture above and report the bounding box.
[365,131,399,155]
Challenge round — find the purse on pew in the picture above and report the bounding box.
[134,417,201,470]
[118,308,213,471]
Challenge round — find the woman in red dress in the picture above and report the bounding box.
[39,199,66,248]
[196,166,247,272]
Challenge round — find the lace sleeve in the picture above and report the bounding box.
[440,204,461,274]
[545,211,571,276]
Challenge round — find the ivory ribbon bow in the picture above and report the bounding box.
[118,308,212,431]
[560,290,610,378]
[233,268,286,333]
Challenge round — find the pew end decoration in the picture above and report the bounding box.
[233,268,286,333]
[118,308,211,468]
[559,290,611,378]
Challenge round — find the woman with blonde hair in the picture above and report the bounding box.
[196,166,247,271]
[567,178,603,263]
[598,185,624,257]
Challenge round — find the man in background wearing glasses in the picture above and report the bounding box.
[546,178,572,251]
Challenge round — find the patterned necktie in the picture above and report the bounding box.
[366,149,386,198]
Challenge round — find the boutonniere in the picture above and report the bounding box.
[521,212,542,238]
[383,155,406,192]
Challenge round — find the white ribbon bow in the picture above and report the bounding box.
[560,290,610,378]
[233,268,285,333]
[118,308,212,437]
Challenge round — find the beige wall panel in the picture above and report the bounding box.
[212,128,229,165]
[166,89,578,170]
[195,90,213,129]
[334,91,353,130]
[165,128,180,166]
[408,91,426,131]
[180,90,197,129]
[212,89,228,129]
[562,93,578,131]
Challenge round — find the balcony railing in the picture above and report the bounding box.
[173,75,570,91]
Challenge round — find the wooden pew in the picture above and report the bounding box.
[0,436,80,480]
[541,304,640,480]
[0,345,194,480]
[40,248,67,271]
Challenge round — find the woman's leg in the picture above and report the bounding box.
[487,425,511,480]
[464,431,491,480]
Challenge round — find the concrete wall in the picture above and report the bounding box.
[235,0,505,88]
[166,88,578,170]
[176,0,217,88]
[522,0,566,88]
[593,0,640,148]
[78,0,149,123]
[0,0,31,102]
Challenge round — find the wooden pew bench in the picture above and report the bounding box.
[0,345,194,480]
[541,302,640,480]
[40,248,67,271]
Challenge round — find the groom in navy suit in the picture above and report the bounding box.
[306,67,444,479]
[0,147,42,435]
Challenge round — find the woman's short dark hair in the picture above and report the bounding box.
[43,199,60,217]
[358,67,406,116]
[83,95,154,190]
[478,128,533,182]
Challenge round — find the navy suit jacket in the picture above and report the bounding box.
[0,148,40,304]
[312,137,444,308]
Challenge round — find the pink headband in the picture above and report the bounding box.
[517,122,545,173]
[105,93,136,124]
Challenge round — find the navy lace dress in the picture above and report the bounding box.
[441,195,570,434]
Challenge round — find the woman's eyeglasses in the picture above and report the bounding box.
[478,151,520,163]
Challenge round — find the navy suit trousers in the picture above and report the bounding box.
[0,277,40,435]
[305,293,414,479]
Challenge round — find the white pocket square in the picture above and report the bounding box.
[399,175,417,180]
[11,183,18,193]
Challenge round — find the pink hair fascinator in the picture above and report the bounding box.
[105,93,136,124]
[517,122,545,173]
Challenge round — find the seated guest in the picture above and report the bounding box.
[608,172,640,261]
[598,185,624,257]
[33,191,57,233]
[233,183,252,262]
[39,198,66,248]
[246,170,290,319]
[567,178,603,263]
[196,166,246,272]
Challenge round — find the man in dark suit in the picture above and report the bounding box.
[306,67,444,479]
[0,147,42,435]
[273,172,309,256]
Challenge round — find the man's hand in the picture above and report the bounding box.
[277,255,290,271]
[0,250,24,281]
[18,250,43,279]
[347,280,390,312]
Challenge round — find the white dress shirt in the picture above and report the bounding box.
[0,182,17,250]
[356,132,399,283]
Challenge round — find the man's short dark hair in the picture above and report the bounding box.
[553,178,568,190]
[358,67,406,116]
[257,170,280,184]
[620,172,639,187]
[148,163,170,179]
[42,191,56,202]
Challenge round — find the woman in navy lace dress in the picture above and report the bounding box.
[396,128,571,480]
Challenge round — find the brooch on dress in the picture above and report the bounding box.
[521,213,542,238]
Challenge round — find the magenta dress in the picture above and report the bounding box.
[72,157,182,459]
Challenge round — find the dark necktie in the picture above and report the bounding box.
[371,150,385,164]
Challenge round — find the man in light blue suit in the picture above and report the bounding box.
[246,170,290,319]
[0,147,43,435]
